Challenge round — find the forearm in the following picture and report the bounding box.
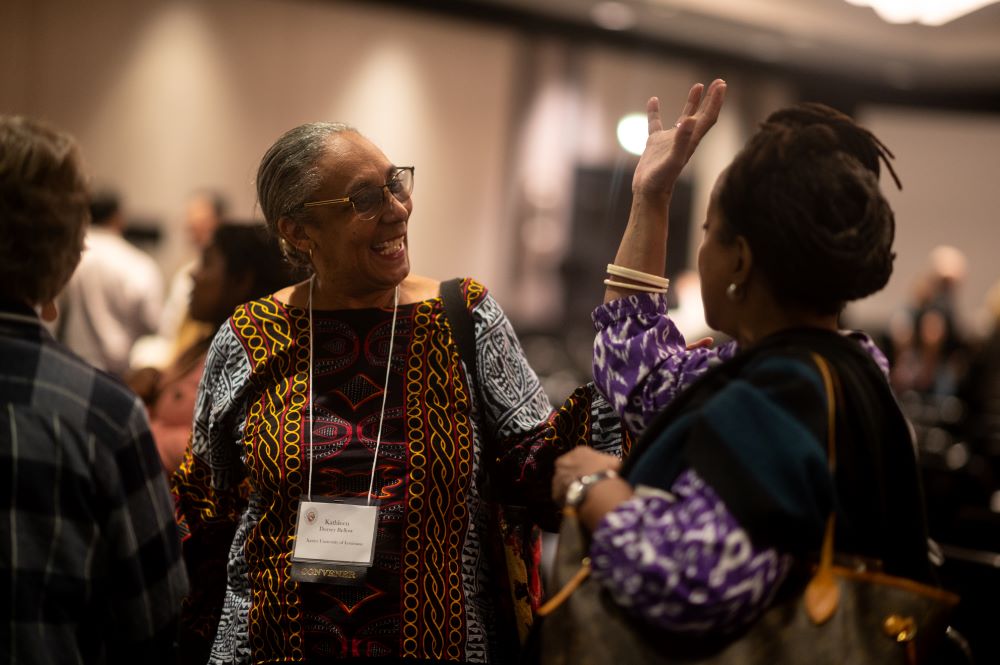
[604,81,726,302]
[576,476,634,530]
[604,194,672,304]
[588,470,792,633]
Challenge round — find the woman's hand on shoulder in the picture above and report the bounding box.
[632,79,727,202]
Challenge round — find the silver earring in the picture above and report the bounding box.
[726,282,740,300]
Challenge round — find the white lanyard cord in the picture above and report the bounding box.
[307,275,316,501]
[306,276,398,505]
[367,286,398,505]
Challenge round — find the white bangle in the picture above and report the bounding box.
[606,264,670,288]
[604,278,668,294]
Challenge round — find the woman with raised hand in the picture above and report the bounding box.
[552,80,936,639]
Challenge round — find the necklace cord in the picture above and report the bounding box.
[306,277,398,506]
[367,286,398,505]
[307,276,315,501]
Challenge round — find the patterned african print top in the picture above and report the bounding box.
[173,278,622,664]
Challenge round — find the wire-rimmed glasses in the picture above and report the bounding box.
[303,166,414,221]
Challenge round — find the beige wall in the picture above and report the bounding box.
[851,105,1000,336]
[3,0,999,335]
[1,0,519,295]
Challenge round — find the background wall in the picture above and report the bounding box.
[1,0,520,295]
[851,105,1000,335]
[2,0,999,337]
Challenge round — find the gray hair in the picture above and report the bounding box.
[255,121,355,269]
[0,116,89,304]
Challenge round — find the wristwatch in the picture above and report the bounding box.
[564,469,618,509]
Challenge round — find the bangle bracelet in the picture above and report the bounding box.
[606,264,670,288]
[604,278,668,294]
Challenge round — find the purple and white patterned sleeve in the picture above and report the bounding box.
[593,295,889,434]
[589,469,793,634]
[592,294,737,434]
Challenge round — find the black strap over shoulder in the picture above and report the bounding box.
[441,276,499,455]
[441,277,478,387]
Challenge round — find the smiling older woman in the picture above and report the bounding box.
[172,123,623,665]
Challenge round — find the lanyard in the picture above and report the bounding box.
[305,276,399,505]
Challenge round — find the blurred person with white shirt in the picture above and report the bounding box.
[56,189,163,377]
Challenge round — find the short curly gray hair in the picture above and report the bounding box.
[256,121,355,270]
[0,116,89,304]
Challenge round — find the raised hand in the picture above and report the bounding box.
[632,79,727,201]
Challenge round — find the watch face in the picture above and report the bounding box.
[565,480,586,507]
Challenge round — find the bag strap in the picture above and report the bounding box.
[804,353,841,625]
[537,537,591,617]
[440,277,493,451]
[441,278,478,390]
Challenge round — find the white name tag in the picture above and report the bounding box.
[292,500,378,565]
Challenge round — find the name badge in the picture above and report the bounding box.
[291,498,379,585]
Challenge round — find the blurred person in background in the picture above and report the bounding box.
[131,188,229,369]
[0,115,187,664]
[955,279,1000,524]
[888,245,970,398]
[131,222,301,474]
[669,268,712,343]
[55,188,164,377]
[963,279,1000,451]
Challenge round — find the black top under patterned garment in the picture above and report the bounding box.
[300,303,414,660]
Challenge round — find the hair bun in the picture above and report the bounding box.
[718,107,898,314]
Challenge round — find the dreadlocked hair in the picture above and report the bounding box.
[718,102,898,315]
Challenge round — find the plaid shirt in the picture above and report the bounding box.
[0,300,188,664]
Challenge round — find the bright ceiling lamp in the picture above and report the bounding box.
[844,0,1000,25]
[617,113,648,156]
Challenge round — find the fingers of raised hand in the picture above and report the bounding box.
[646,96,662,135]
[671,116,698,156]
[698,79,726,125]
[678,82,705,123]
[673,79,725,127]
[684,79,726,154]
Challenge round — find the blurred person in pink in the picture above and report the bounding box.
[132,222,300,473]
[132,189,229,369]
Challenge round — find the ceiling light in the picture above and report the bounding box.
[844,0,1000,26]
[617,113,647,156]
[591,2,637,31]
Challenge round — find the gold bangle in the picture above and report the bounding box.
[603,278,668,294]
[606,264,670,288]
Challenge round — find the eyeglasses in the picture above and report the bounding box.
[303,166,414,221]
